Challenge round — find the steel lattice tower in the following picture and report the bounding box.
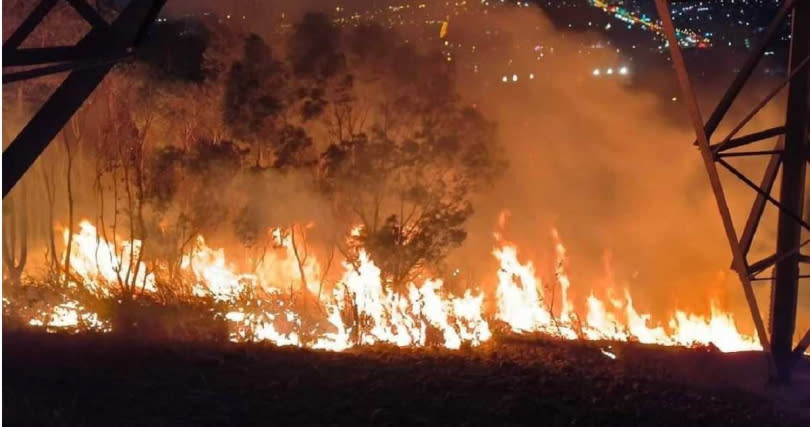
[655,0,810,382]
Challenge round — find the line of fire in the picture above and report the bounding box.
[2,1,809,425]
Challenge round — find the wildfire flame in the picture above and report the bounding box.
[20,218,762,354]
[493,226,759,352]
[316,249,490,351]
[66,222,157,296]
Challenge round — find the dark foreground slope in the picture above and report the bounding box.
[4,331,808,427]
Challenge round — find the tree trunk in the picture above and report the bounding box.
[62,130,75,287]
[290,225,310,294]
[318,243,336,303]
[42,166,58,271]
[2,195,28,286]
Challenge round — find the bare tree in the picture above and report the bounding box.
[60,115,81,285]
[2,193,28,286]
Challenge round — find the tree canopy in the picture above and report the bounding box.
[2,9,505,293]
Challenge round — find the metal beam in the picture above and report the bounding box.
[717,158,810,232]
[748,239,810,277]
[738,138,783,257]
[710,126,784,152]
[4,45,118,67]
[751,275,810,281]
[771,0,810,382]
[701,0,797,140]
[65,0,110,30]
[749,253,779,276]
[717,150,783,158]
[2,0,59,50]
[1,0,166,197]
[3,53,131,84]
[712,54,810,153]
[794,328,810,356]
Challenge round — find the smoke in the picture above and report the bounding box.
[435,6,807,334]
[4,1,807,336]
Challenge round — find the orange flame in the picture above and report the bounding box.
[25,217,763,354]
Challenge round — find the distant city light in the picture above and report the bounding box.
[592,66,630,78]
[512,74,518,82]
[529,73,535,80]
[502,75,508,83]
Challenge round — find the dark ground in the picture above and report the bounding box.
[3,330,809,426]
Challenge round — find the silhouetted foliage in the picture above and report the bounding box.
[224,35,286,145]
[146,146,185,209]
[138,20,210,82]
[288,13,346,81]
[316,30,505,287]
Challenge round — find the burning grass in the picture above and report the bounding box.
[3,216,764,355]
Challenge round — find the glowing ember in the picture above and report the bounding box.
[28,301,109,333]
